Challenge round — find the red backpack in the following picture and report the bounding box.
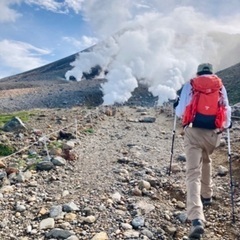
[182,75,226,129]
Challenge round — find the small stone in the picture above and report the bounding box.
[45,228,73,239]
[0,160,6,168]
[219,138,226,147]
[139,117,156,123]
[39,207,48,215]
[138,180,151,190]
[218,165,228,176]
[176,201,185,209]
[165,226,177,235]
[121,223,132,230]
[177,154,186,162]
[36,161,54,171]
[51,156,66,166]
[15,204,26,212]
[111,192,122,202]
[170,163,182,173]
[63,202,79,212]
[50,205,63,218]
[91,231,109,240]
[132,187,142,196]
[132,216,145,229]
[123,230,140,238]
[39,218,55,230]
[62,190,70,197]
[0,185,14,193]
[64,213,77,221]
[82,215,96,223]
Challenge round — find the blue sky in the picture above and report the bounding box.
[1,0,240,82]
[0,0,98,78]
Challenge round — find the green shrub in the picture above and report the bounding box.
[0,144,15,156]
[48,141,63,149]
[0,111,32,127]
[84,128,94,134]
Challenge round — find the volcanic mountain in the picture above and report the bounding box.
[0,48,239,113]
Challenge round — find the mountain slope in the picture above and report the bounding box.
[0,49,239,111]
[0,53,76,84]
[217,62,240,104]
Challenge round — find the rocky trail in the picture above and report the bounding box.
[0,106,239,240]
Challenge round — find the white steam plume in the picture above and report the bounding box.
[65,0,240,105]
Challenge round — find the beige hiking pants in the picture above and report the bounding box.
[184,127,221,221]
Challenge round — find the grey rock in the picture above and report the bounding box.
[50,205,63,218]
[2,117,27,132]
[15,204,26,212]
[39,218,55,230]
[176,212,188,223]
[36,161,55,171]
[66,236,79,240]
[218,165,228,176]
[63,202,79,212]
[131,216,145,229]
[177,154,186,162]
[141,228,154,239]
[139,117,156,123]
[0,171,7,180]
[52,156,67,166]
[45,228,74,239]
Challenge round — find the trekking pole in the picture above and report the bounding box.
[168,113,177,176]
[227,128,236,223]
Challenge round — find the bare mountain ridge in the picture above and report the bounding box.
[0,45,96,84]
[0,53,76,85]
[217,62,240,104]
[0,49,239,112]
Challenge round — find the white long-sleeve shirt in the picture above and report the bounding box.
[175,76,231,128]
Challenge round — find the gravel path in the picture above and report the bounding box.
[0,106,239,240]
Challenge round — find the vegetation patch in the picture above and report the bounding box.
[48,141,63,149]
[25,157,42,171]
[0,111,34,127]
[0,144,16,156]
[84,128,94,134]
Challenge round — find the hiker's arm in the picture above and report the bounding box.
[175,82,191,118]
[222,86,232,128]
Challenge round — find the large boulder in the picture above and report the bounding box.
[2,117,27,132]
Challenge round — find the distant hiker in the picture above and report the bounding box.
[175,63,232,239]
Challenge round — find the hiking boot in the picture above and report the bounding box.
[188,219,204,239]
[201,196,212,206]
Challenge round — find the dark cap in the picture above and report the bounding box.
[197,63,213,74]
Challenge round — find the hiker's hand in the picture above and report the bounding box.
[228,121,232,129]
[173,97,179,109]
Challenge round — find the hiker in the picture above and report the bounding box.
[175,63,231,239]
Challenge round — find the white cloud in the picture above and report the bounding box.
[0,0,85,25]
[65,0,85,13]
[82,0,133,38]
[0,0,22,23]
[25,0,85,13]
[25,0,63,12]
[0,39,50,76]
[63,35,98,51]
[0,0,86,18]
[67,0,240,105]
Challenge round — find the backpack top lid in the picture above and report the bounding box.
[197,63,213,75]
[191,74,222,93]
